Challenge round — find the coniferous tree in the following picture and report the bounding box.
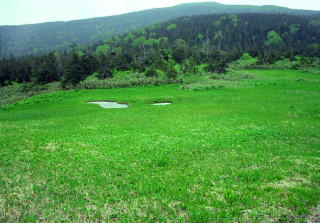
[61,53,84,87]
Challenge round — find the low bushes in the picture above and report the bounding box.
[78,73,182,89]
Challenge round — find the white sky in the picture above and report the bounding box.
[0,0,319,26]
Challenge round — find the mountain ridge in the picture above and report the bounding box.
[2,2,319,27]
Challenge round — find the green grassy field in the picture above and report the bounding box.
[0,70,320,222]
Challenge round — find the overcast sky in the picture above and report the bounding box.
[1,0,319,26]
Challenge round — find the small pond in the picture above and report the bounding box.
[88,101,128,109]
[152,102,172,106]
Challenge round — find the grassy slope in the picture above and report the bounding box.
[0,70,319,222]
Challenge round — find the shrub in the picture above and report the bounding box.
[207,60,227,73]
[228,53,258,70]
[78,73,181,89]
[196,64,209,74]
[182,59,197,74]
[97,67,113,79]
[145,66,158,77]
[165,65,178,79]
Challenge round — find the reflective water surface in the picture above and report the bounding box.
[151,102,172,106]
[88,101,128,109]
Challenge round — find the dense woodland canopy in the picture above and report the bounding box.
[0,13,319,87]
[1,2,320,58]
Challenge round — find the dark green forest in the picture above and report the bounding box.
[1,13,319,88]
[1,2,320,58]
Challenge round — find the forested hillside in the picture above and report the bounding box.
[1,2,320,58]
[100,13,320,59]
[1,13,319,88]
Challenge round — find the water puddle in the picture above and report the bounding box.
[152,102,172,106]
[88,101,128,109]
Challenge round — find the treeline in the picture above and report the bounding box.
[0,13,319,87]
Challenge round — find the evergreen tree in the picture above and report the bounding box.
[61,53,84,87]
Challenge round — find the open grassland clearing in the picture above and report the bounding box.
[0,70,320,222]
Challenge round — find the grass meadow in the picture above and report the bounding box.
[0,70,320,222]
